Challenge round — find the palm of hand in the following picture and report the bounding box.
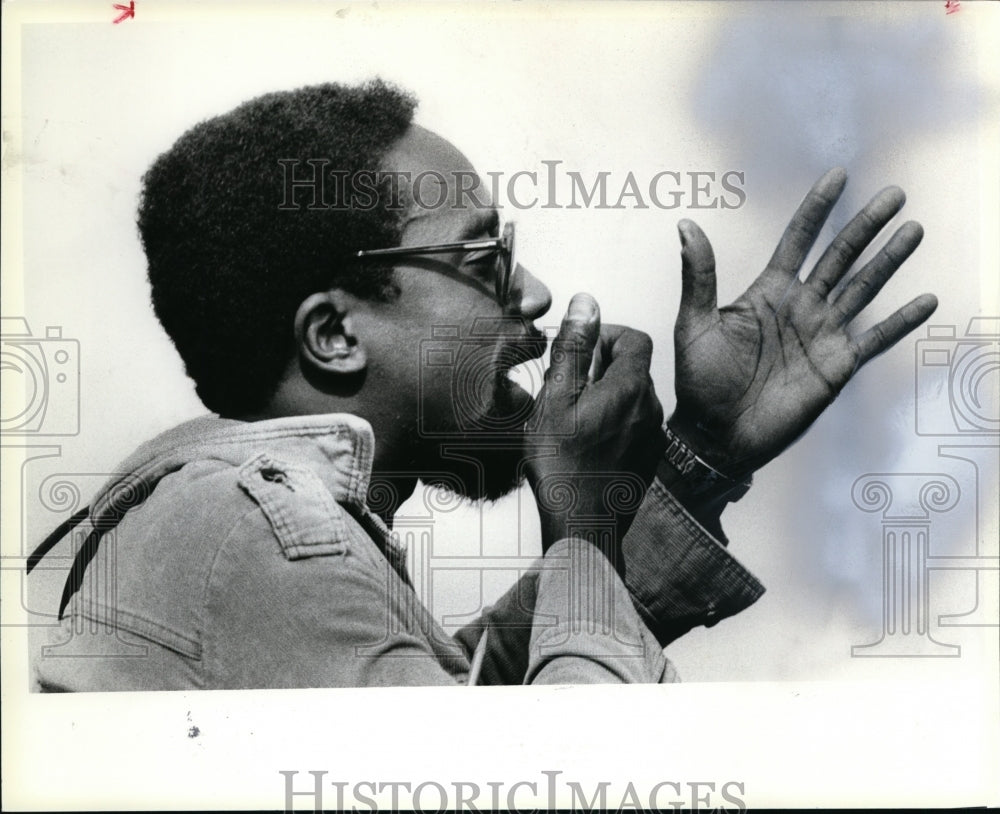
[671,169,936,478]
[677,274,858,475]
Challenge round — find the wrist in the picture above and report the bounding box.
[655,456,729,541]
[657,418,753,535]
[665,410,735,475]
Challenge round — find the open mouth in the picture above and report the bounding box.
[493,350,545,431]
[503,365,538,405]
[502,371,536,406]
[497,326,549,398]
[446,326,548,433]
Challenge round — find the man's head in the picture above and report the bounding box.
[138,79,416,416]
[140,80,553,501]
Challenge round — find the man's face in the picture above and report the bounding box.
[368,125,553,500]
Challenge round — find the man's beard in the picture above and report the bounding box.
[419,370,533,502]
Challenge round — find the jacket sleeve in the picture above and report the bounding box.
[622,477,766,645]
[454,476,767,678]
[523,538,669,684]
[454,538,672,685]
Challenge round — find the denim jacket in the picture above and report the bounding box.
[30,414,763,690]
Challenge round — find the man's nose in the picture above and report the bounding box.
[507,264,552,320]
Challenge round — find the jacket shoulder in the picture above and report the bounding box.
[234,451,351,560]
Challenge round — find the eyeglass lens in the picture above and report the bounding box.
[496,222,515,306]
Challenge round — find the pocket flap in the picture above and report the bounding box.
[237,453,349,560]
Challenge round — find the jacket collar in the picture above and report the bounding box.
[90,413,378,525]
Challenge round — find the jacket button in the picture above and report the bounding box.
[260,467,286,484]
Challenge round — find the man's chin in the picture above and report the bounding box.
[419,377,533,502]
[422,457,526,503]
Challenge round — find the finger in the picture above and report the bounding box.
[677,219,717,325]
[852,293,938,367]
[587,338,605,383]
[596,325,655,389]
[767,168,847,277]
[546,292,600,399]
[594,323,629,351]
[589,323,630,382]
[806,186,906,298]
[834,221,924,325]
[587,325,631,384]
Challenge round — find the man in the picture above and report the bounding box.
[28,80,936,689]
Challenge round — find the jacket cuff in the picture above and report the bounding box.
[623,477,766,646]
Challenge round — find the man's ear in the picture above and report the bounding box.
[294,290,367,375]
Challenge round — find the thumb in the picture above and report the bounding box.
[678,219,717,324]
[547,292,600,400]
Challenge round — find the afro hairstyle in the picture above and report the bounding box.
[138,79,417,415]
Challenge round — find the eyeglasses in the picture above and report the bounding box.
[355,221,516,308]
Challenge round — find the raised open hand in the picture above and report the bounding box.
[670,168,937,480]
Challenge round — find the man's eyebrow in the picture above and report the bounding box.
[457,209,499,241]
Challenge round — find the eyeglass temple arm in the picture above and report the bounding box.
[355,237,501,259]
